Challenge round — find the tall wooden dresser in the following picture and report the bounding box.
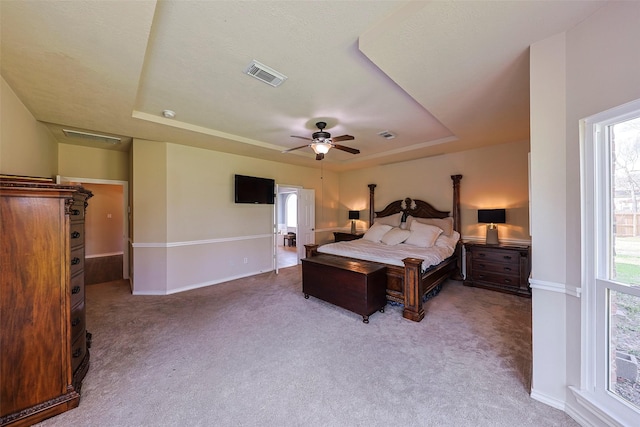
[0,177,92,426]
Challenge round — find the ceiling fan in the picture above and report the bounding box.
[282,121,360,160]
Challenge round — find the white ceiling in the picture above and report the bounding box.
[1,1,605,171]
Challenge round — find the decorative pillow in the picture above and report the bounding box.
[362,222,393,243]
[406,216,454,237]
[381,228,411,246]
[435,231,460,252]
[374,212,402,227]
[404,222,443,248]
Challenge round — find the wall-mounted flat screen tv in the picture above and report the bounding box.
[234,174,275,205]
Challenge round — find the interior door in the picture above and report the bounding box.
[273,184,279,274]
[297,189,315,262]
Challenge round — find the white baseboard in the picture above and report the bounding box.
[131,269,271,296]
[530,388,566,411]
[86,252,124,259]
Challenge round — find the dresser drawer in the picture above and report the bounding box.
[70,301,86,342]
[70,223,84,248]
[472,249,519,265]
[70,247,84,276]
[70,332,87,374]
[70,200,85,221]
[70,272,85,307]
[472,271,520,289]
[472,259,518,275]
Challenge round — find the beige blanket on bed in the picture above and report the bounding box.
[317,231,459,272]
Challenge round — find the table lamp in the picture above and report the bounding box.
[478,209,506,244]
[349,210,360,234]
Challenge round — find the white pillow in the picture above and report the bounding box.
[363,222,393,243]
[435,231,460,252]
[374,212,402,227]
[406,216,454,237]
[404,222,443,248]
[381,228,411,246]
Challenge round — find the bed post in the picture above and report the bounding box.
[368,184,376,227]
[402,257,425,322]
[451,174,463,281]
[451,174,462,232]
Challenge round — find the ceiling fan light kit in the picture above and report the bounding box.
[311,142,331,155]
[283,121,359,160]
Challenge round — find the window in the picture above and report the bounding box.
[579,99,640,425]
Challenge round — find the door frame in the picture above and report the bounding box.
[57,175,130,280]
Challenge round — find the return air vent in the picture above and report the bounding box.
[244,60,287,87]
[63,129,121,144]
[377,130,396,140]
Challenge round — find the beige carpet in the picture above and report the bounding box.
[37,266,578,427]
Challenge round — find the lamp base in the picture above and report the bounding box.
[351,220,356,234]
[485,225,499,245]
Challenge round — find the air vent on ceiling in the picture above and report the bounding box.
[63,129,121,144]
[377,130,396,140]
[244,60,287,87]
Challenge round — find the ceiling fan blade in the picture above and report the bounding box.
[333,144,360,155]
[290,135,313,141]
[332,134,354,142]
[316,153,325,161]
[282,144,311,153]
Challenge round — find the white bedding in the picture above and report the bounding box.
[318,231,460,272]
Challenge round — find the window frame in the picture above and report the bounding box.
[575,98,640,426]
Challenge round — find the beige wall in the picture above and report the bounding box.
[132,140,339,294]
[83,183,124,257]
[339,140,531,243]
[529,1,640,422]
[58,143,129,181]
[0,76,57,177]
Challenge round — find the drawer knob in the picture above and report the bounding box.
[503,255,512,260]
[478,274,486,279]
[71,257,81,265]
[504,279,512,284]
[71,231,81,239]
[478,263,485,268]
[71,285,81,294]
[504,267,512,272]
[479,253,486,257]
[71,317,81,327]
[72,348,82,358]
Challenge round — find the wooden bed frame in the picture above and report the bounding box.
[305,174,463,322]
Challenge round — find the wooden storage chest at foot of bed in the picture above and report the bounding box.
[302,254,387,323]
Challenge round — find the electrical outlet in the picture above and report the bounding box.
[243,257,248,264]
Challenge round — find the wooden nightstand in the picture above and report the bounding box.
[333,232,364,242]
[464,241,531,297]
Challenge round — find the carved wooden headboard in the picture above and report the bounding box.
[367,175,462,232]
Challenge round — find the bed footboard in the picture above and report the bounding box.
[304,244,455,322]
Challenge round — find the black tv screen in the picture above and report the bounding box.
[234,174,275,204]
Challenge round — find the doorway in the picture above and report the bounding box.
[276,186,299,269]
[57,176,129,283]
